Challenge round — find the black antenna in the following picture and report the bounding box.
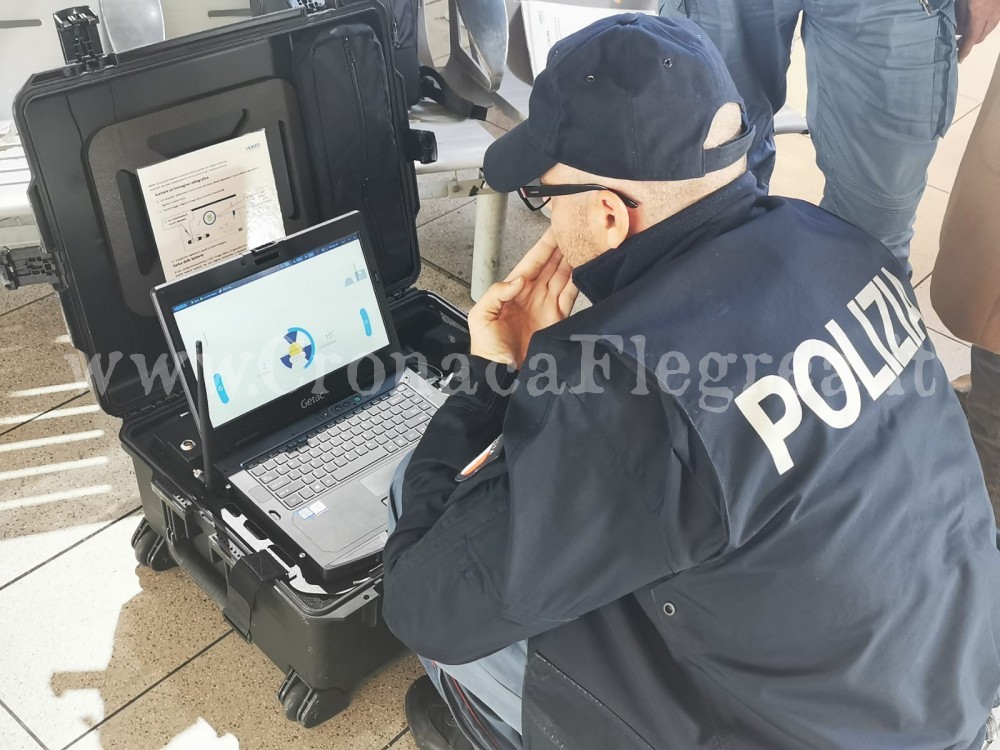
[195,340,216,491]
[195,340,232,561]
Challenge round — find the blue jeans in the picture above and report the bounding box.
[660,0,959,272]
[387,451,527,749]
[970,347,1000,519]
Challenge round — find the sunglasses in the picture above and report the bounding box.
[517,183,640,212]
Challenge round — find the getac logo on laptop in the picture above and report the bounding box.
[301,393,327,409]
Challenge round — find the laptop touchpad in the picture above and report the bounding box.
[361,460,400,499]
[295,484,386,553]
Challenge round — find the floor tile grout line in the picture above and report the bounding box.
[59,630,235,750]
[382,726,411,749]
[0,696,49,750]
[0,291,54,320]
[421,258,472,289]
[928,324,972,347]
[416,199,475,229]
[952,101,983,126]
[924,183,951,198]
[927,180,957,195]
[0,506,141,595]
[0,390,89,439]
[485,119,511,133]
[923,102,983,195]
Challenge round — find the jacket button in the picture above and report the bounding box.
[663,602,676,617]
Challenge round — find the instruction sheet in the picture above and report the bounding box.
[521,1,657,76]
[138,130,284,281]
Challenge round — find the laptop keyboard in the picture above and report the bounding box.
[244,382,435,509]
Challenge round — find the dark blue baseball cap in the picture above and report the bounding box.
[484,14,754,193]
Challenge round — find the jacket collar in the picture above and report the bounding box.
[572,172,758,304]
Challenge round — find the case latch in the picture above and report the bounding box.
[223,550,286,641]
[0,245,63,291]
[54,7,111,73]
[406,129,438,165]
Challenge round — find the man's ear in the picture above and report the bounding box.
[593,191,632,249]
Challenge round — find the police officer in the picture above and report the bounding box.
[383,15,1000,750]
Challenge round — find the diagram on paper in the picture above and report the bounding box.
[138,130,285,281]
[160,194,244,247]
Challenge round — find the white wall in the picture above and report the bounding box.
[161,0,252,41]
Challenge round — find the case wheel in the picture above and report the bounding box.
[131,519,177,572]
[278,672,351,728]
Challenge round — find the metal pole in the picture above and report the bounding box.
[471,190,508,301]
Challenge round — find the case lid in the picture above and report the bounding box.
[14,3,423,418]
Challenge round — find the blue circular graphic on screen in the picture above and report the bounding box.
[280,327,316,370]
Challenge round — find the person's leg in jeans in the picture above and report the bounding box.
[969,346,1000,520]
[387,451,527,749]
[802,0,958,273]
[658,0,802,192]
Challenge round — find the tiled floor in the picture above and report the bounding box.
[0,19,997,750]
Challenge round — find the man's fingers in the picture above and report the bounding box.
[969,13,1000,51]
[491,276,526,306]
[959,34,974,61]
[547,258,574,297]
[558,281,580,317]
[473,277,525,320]
[959,19,987,60]
[956,0,972,59]
[504,229,560,282]
[533,248,565,293]
[986,14,1000,39]
[956,0,1000,62]
[505,234,558,282]
[956,0,971,36]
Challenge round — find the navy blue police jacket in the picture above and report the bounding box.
[383,172,1000,749]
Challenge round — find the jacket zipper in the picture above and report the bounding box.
[343,37,385,253]
[919,0,933,15]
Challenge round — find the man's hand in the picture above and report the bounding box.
[956,0,1000,62]
[469,229,579,368]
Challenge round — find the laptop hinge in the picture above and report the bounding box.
[125,392,185,422]
[387,286,409,302]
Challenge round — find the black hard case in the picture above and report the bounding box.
[13,3,470,728]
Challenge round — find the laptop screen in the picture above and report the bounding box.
[170,232,390,427]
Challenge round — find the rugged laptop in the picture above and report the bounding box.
[153,211,446,580]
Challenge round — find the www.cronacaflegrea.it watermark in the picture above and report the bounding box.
[61,328,946,418]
